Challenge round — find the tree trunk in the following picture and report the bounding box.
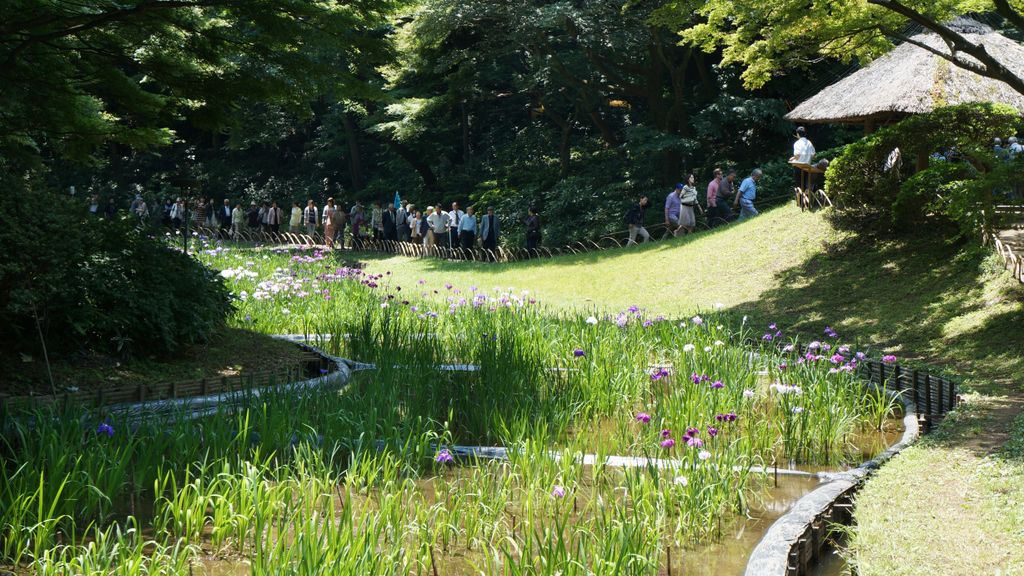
[461,101,471,163]
[342,113,364,191]
[381,137,440,192]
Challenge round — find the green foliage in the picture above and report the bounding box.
[0,0,395,163]
[662,0,1016,90]
[0,176,232,358]
[824,103,1022,234]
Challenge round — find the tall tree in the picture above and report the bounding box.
[656,0,1024,95]
[0,0,395,165]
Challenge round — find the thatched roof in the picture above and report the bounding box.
[786,18,1024,125]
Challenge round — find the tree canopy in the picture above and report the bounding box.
[661,0,1024,95]
[0,0,395,164]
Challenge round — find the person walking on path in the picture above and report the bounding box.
[664,184,682,238]
[626,195,650,246]
[524,207,541,254]
[217,198,233,239]
[246,202,259,231]
[370,201,383,241]
[396,200,410,242]
[161,198,173,226]
[679,174,698,235]
[351,204,366,249]
[130,194,149,221]
[322,198,338,248]
[458,206,478,249]
[383,203,398,242]
[267,201,283,235]
[737,169,762,221]
[289,202,302,234]
[170,197,186,231]
[231,203,244,239]
[303,200,319,236]
[447,202,465,248]
[410,208,423,244]
[427,205,448,248]
[481,207,500,252]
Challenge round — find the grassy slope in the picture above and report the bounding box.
[360,203,1024,575]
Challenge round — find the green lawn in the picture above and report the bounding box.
[362,203,1024,388]
[358,202,1024,575]
[361,205,841,316]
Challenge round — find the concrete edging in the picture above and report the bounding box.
[743,394,921,576]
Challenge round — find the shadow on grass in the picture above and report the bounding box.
[729,233,1024,391]
[728,232,1024,458]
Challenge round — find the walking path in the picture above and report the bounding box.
[993,208,1024,284]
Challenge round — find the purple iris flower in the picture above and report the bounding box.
[573,348,586,358]
[661,438,676,449]
[635,412,651,424]
[96,422,114,437]
[435,449,454,464]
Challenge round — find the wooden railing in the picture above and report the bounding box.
[783,342,959,431]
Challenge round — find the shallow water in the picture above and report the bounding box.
[197,421,903,575]
[676,474,824,576]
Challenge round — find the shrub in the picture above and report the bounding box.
[825,103,1022,235]
[0,176,232,360]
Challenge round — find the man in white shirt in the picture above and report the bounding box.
[790,126,816,189]
[446,201,465,248]
[791,126,815,164]
[426,205,448,247]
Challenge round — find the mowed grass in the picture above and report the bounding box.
[358,202,1024,575]
[361,203,1024,389]
[360,205,840,315]
[850,407,1024,575]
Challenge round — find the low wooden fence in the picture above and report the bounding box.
[186,191,796,263]
[0,355,331,414]
[784,342,959,431]
[990,205,1024,285]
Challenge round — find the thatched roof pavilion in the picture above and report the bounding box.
[786,18,1024,128]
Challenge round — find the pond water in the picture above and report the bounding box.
[195,419,900,575]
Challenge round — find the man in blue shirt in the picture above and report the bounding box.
[738,169,762,221]
[458,206,478,249]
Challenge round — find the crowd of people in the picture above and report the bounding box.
[87,127,820,252]
[623,167,764,246]
[92,195,509,252]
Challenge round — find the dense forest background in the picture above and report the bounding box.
[17,0,861,245]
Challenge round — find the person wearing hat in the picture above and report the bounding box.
[129,194,149,221]
[246,201,260,230]
[1009,136,1023,160]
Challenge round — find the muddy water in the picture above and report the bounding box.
[198,422,902,575]
[676,474,824,576]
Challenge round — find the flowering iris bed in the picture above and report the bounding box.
[0,244,903,575]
